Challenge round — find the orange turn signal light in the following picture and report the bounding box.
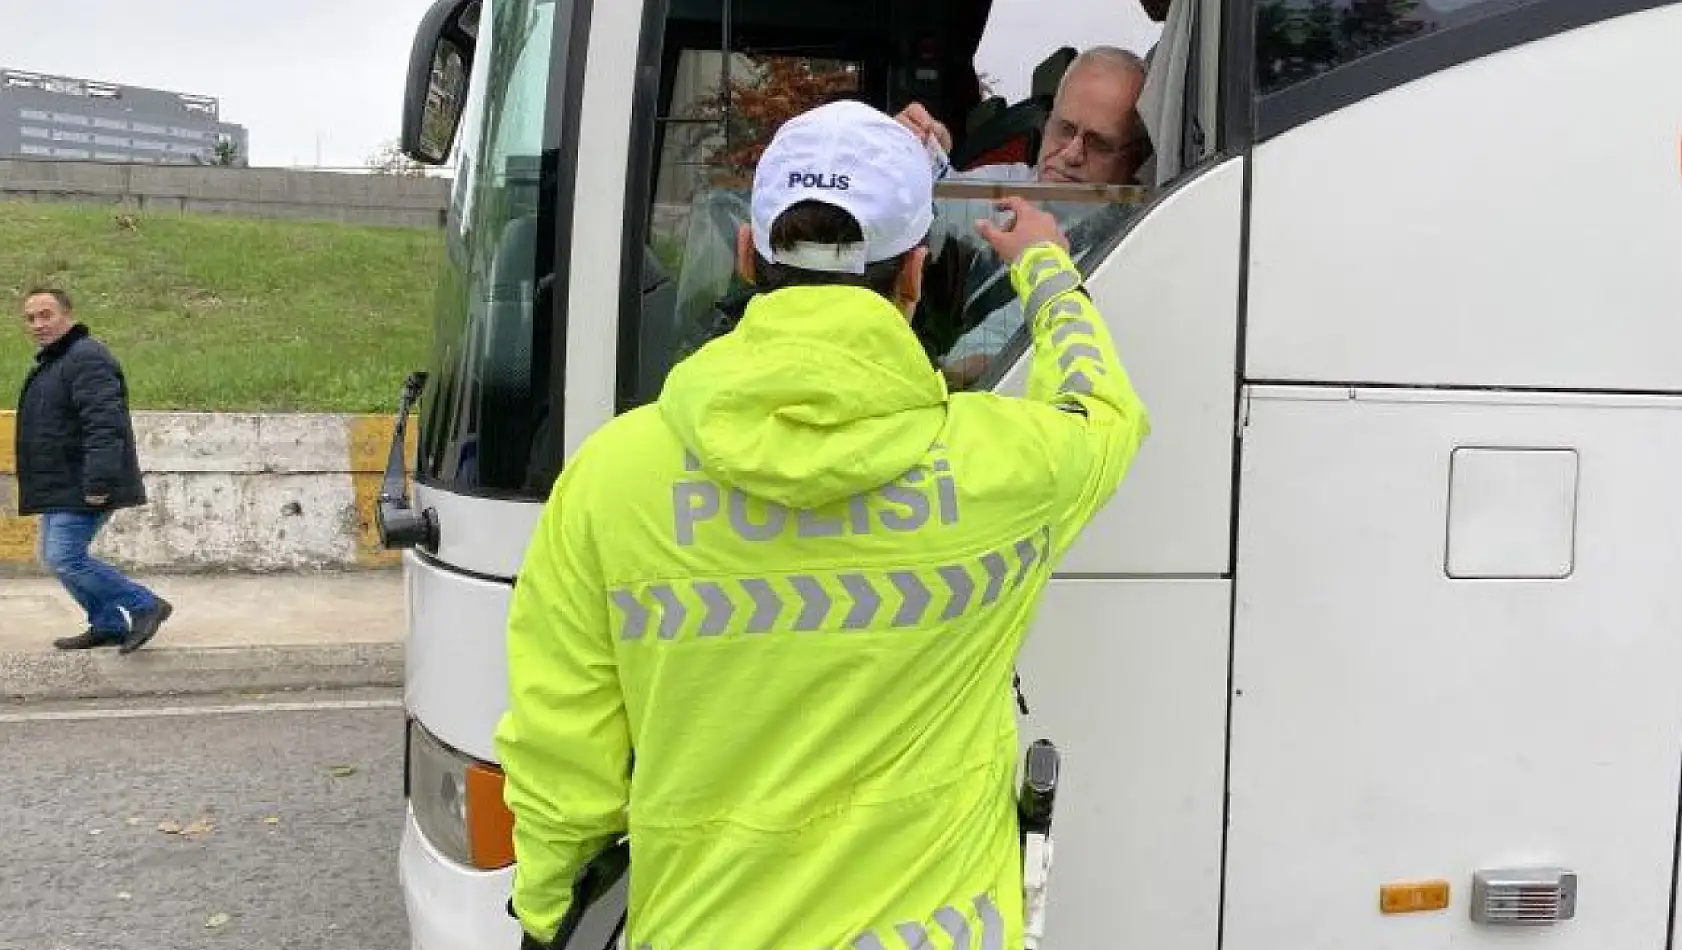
[1380,880,1451,915]
[465,762,516,870]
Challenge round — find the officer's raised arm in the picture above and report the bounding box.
[976,196,1151,558]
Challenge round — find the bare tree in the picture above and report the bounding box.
[366,140,430,177]
[190,136,242,167]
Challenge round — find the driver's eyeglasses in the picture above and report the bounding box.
[1046,118,1151,158]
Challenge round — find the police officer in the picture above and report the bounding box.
[495,99,1150,950]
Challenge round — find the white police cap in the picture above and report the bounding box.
[750,99,935,275]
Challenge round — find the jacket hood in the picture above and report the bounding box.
[659,285,949,510]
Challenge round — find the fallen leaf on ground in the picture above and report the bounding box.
[180,818,215,836]
[326,764,358,777]
[205,912,230,929]
[157,817,215,837]
[262,816,280,825]
[126,817,142,826]
[117,892,132,901]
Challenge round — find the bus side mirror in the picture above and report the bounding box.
[401,0,480,165]
[377,371,439,553]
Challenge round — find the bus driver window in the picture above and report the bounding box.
[624,0,1181,407]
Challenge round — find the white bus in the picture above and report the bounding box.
[376,0,1682,946]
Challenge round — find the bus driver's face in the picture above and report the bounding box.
[1035,64,1149,187]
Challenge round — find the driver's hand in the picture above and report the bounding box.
[894,103,953,153]
[942,354,990,389]
[975,196,1070,265]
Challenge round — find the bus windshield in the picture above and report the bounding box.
[418,0,562,497]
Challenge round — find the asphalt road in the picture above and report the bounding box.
[0,689,410,950]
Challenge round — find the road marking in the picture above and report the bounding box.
[0,696,403,724]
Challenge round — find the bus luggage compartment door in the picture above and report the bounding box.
[1226,386,1682,949]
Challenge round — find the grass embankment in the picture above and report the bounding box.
[0,202,442,412]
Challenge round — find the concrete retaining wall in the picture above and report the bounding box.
[0,158,450,229]
[0,412,416,574]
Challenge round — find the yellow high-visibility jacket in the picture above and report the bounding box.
[496,241,1150,949]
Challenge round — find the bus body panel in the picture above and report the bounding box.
[404,549,513,763]
[994,157,1245,577]
[560,0,641,461]
[1246,6,1682,392]
[400,806,522,950]
[998,152,1243,947]
[1227,385,1682,947]
[413,484,541,581]
[1015,578,1231,949]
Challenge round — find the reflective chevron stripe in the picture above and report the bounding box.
[741,578,780,633]
[894,887,995,948]
[889,571,932,627]
[1019,247,1117,403]
[1057,343,1105,374]
[613,590,650,641]
[973,895,1004,950]
[895,923,931,949]
[934,906,970,950]
[791,575,831,631]
[1033,268,1110,398]
[1025,252,1063,285]
[631,891,1006,950]
[609,528,1050,642]
[841,572,882,629]
[979,552,1008,606]
[1023,267,1082,321]
[694,581,732,637]
[1012,535,1041,588]
[937,565,974,620]
[651,585,686,640]
[1050,318,1095,347]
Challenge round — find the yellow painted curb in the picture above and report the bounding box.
[349,415,420,568]
[0,415,28,566]
[0,411,16,474]
[348,414,419,475]
[0,476,37,567]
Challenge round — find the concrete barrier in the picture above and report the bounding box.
[0,412,416,574]
[0,158,450,229]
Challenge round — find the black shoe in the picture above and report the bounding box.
[120,598,173,655]
[53,629,125,650]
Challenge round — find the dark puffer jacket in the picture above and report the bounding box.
[14,324,147,515]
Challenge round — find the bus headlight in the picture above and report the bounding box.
[406,719,516,870]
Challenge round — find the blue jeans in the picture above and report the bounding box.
[37,510,158,636]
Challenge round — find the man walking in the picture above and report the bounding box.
[496,100,1149,949]
[16,288,170,653]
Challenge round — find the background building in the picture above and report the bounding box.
[0,67,248,166]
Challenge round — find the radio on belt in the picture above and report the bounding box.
[1019,738,1061,949]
